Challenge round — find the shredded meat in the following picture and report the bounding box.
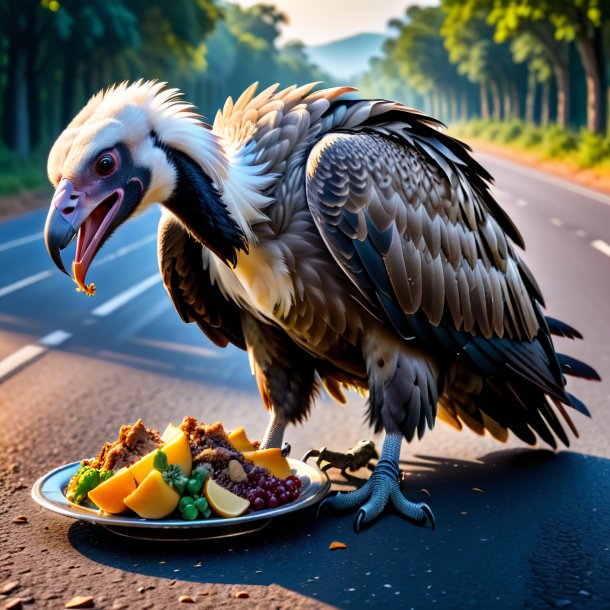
[86,419,162,471]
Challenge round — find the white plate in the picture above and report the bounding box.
[32,459,330,540]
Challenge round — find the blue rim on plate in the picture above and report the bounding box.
[31,459,331,539]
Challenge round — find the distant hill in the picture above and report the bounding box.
[305,33,387,82]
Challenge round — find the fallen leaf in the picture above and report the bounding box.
[329,541,347,550]
[64,596,94,608]
[178,596,194,603]
[12,516,27,524]
[4,598,23,610]
[1,582,19,595]
[472,487,485,494]
[234,591,249,599]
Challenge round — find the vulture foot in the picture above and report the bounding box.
[260,410,286,450]
[317,434,435,532]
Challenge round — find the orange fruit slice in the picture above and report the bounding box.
[228,427,256,452]
[128,430,192,484]
[204,478,250,518]
[242,448,292,478]
[123,470,180,519]
[87,467,136,514]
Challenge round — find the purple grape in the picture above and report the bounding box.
[253,497,265,511]
[268,495,279,509]
[279,493,288,505]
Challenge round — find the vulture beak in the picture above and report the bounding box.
[44,177,124,292]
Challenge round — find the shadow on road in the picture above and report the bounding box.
[68,449,610,609]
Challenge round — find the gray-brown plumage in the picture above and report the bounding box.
[44,81,599,529]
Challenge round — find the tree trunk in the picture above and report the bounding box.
[489,80,501,120]
[574,29,605,134]
[552,61,570,128]
[480,80,489,120]
[14,44,30,158]
[462,91,469,121]
[510,79,521,120]
[526,71,536,123]
[61,52,78,127]
[449,92,458,124]
[540,80,550,126]
[432,91,440,120]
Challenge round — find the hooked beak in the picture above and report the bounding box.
[44,177,124,292]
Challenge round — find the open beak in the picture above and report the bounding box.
[44,177,123,293]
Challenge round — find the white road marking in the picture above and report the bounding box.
[0,270,53,298]
[550,217,564,227]
[0,233,157,300]
[591,239,610,258]
[39,329,72,347]
[0,329,71,383]
[91,274,162,317]
[94,234,157,265]
[129,337,223,359]
[0,232,43,253]
[478,152,610,207]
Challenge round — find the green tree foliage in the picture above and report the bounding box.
[0,1,327,160]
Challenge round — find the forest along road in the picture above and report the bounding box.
[0,153,609,609]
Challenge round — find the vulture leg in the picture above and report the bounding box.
[260,409,287,450]
[241,314,320,450]
[319,433,434,532]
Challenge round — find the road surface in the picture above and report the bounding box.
[0,152,609,609]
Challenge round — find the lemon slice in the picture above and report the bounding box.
[204,478,250,518]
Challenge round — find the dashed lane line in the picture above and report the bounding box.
[591,239,610,258]
[0,330,72,384]
[0,270,54,298]
[91,274,162,317]
[0,233,157,300]
[0,232,43,253]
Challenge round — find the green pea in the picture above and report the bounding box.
[179,496,194,512]
[181,504,198,521]
[186,477,203,496]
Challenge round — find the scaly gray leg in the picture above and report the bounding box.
[318,433,435,532]
[260,409,286,450]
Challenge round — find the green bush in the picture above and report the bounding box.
[576,130,610,168]
[0,147,48,196]
[541,125,578,159]
[515,123,544,149]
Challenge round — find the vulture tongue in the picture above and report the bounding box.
[72,190,123,295]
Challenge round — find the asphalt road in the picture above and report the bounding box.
[0,152,609,609]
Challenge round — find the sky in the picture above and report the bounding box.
[232,0,437,46]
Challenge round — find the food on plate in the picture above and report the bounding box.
[87,467,136,514]
[204,477,251,518]
[242,448,292,478]
[128,430,192,484]
[227,427,257,452]
[124,469,181,519]
[66,417,303,520]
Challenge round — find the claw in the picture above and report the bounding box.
[281,441,291,457]
[420,504,436,530]
[354,508,366,533]
[302,449,319,462]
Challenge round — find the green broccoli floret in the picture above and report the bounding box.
[66,465,113,505]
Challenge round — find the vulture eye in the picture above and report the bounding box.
[96,154,115,176]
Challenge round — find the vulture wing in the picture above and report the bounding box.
[305,116,584,438]
[158,212,245,349]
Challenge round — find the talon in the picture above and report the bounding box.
[354,508,366,533]
[302,449,318,462]
[316,495,334,518]
[420,504,435,530]
[281,441,291,457]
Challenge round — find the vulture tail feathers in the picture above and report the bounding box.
[545,316,583,339]
[557,353,601,380]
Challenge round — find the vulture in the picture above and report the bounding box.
[44,81,599,531]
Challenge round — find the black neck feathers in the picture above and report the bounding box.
[160,142,247,266]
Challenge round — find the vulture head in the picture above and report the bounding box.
[44,80,252,294]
